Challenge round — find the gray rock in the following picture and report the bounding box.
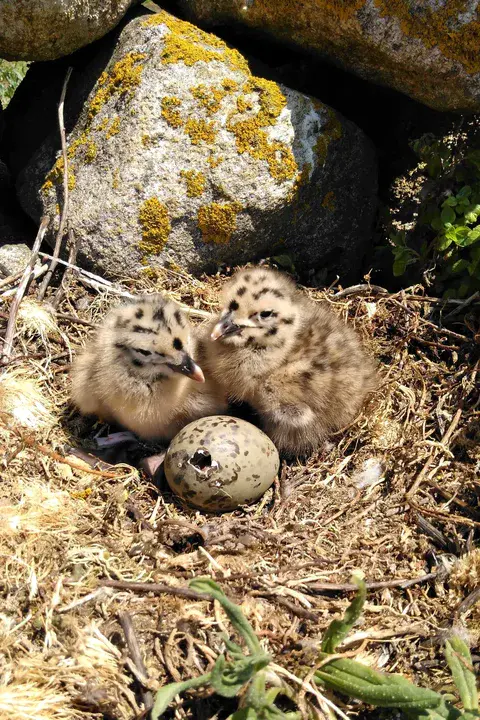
[0,0,135,61]
[0,243,31,277]
[0,160,35,248]
[15,10,377,281]
[178,0,480,113]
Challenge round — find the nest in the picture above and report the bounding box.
[0,263,479,720]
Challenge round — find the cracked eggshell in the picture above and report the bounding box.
[164,415,279,512]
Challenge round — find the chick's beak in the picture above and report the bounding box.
[211,312,242,341]
[168,353,205,382]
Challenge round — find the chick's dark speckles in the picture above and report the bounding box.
[153,306,165,323]
[133,325,154,334]
[135,308,144,319]
[173,337,183,351]
[174,309,185,327]
[229,300,239,312]
[237,286,247,297]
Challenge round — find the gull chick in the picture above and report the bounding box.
[205,267,377,456]
[70,294,227,440]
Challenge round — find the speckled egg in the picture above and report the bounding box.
[164,416,280,512]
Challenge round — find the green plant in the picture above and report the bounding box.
[151,578,299,720]
[151,575,478,720]
[314,574,479,719]
[389,132,480,298]
[0,59,28,107]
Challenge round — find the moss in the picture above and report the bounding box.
[88,52,146,123]
[138,197,171,254]
[144,10,249,73]
[161,96,184,128]
[190,83,226,115]
[106,117,121,139]
[314,106,343,166]
[198,201,242,244]
[181,170,207,197]
[184,118,216,145]
[321,190,336,211]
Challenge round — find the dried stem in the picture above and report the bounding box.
[38,66,73,301]
[1,216,49,363]
[119,611,153,711]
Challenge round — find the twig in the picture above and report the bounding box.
[52,228,81,309]
[37,251,212,319]
[250,591,318,620]
[300,572,437,594]
[0,270,23,290]
[0,264,48,299]
[333,284,389,299]
[456,587,480,617]
[1,216,49,363]
[444,291,480,320]
[38,66,73,300]
[119,611,153,711]
[415,514,450,550]
[56,313,94,327]
[99,578,210,601]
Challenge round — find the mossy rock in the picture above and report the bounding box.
[179,0,480,113]
[11,9,377,280]
[0,0,135,61]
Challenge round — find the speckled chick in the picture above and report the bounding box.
[205,267,377,456]
[70,294,228,440]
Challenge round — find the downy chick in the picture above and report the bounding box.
[205,267,377,456]
[70,294,227,440]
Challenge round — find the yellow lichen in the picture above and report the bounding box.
[161,96,184,128]
[314,106,343,166]
[181,170,207,197]
[138,197,171,254]
[142,134,152,147]
[112,169,120,189]
[222,78,238,92]
[144,10,249,73]
[190,83,226,115]
[226,76,297,183]
[106,117,121,139]
[184,118,216,145]
[198,201,242,244]
[84,140,97,163]
[321,190,336,211]
[208,153,224,168]
[374,0,480,75]
[88,52,146,122]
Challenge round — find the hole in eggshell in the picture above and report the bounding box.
[188,449,219,475]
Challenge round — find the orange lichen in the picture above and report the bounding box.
[138,197,171,254]
[321,190,336,211]
[106,117,121,139]
[144,10,249,73]
[184,118,216,145]
[198,201,242,244]
[88,52,146,122]
[181,170,207,197]
[208,153,224,168]
[190,83,226,115]
[161,96,184,128]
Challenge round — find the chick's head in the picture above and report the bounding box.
[211,268,301,348]
[106,295,204,382]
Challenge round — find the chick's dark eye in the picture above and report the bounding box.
[260,310,273,319]
[135,348,152,356]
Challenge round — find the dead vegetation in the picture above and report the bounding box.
[0,260,479,720]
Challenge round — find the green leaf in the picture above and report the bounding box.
[456,186,472,199]
[432,215,445,232]
[452,259,469,274]
[441,206,456,225]
[437,233,454,251]
[190,578,263,654]
[322,572,366,653]
[444,196,457,207]
[466,227,480,246]
[151,674,211,719]
[230,708,259,720]
[445,636,478,711]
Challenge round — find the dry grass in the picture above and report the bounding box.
[0,265,479,719]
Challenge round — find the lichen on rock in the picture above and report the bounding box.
[198,201,242,244]
[138,198,171,255]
